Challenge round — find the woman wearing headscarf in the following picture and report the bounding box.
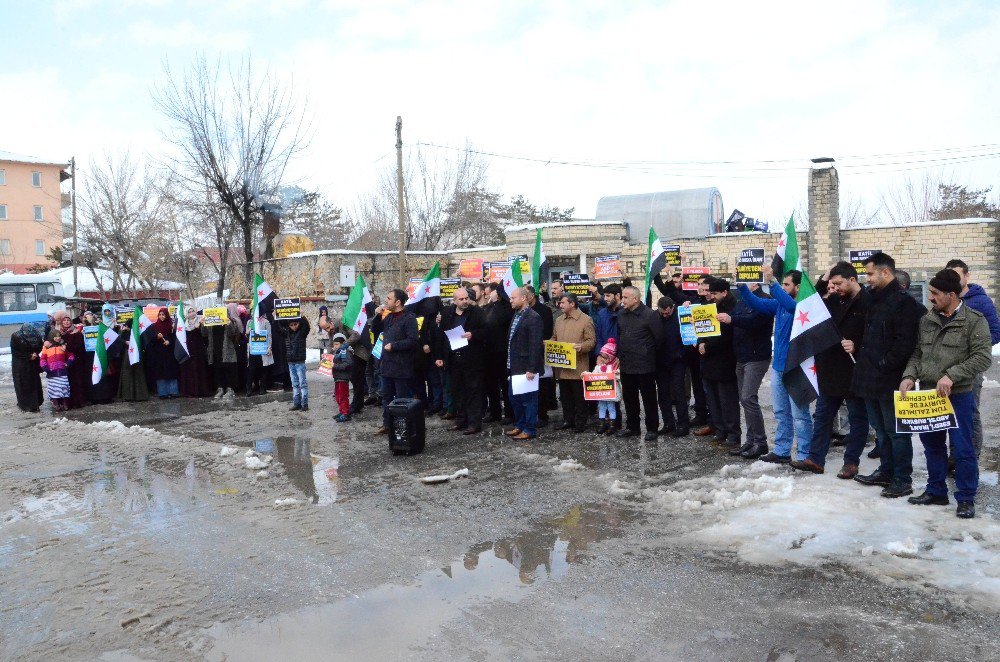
[60,314,91,409]
[147,307,180,399]
[246,312,274,396]
[88,303,123,404]
[235,303,250,395]
[317,305,331,352]
[179,305,212,397]
[204,303,243,397]
[116,315,149,402]
[11,322,45,412]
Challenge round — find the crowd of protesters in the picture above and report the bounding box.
[9,253,997,519]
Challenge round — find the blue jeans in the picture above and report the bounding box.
[866,395,912,488]
[289,362,307,406]
[156,378,179,397]
[920,390,977,503]
[508,380,538,436]
[808,395,869,467]
[598,400,618,420]
[381,376,414,428]
[771,368,813,460]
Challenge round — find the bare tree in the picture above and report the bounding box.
[279,187,346,250]
[153,55,310,287]
[878,171,941,226]
[78,152,175,297]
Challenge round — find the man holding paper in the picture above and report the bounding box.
[899,269,993,519]
[505,286,544,440]
[435,287,488,435]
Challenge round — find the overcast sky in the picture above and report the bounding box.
[3,0,999,227]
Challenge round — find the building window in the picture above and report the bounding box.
[0,239,10,255]
[31,171,42,187]
[36,240,46,256]
[0,204,6,220]
[0,169,6,185]
[34,205,43,222]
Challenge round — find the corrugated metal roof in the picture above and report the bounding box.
[595,188,724,243]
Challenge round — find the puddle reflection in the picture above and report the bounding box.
[263,437,340,505]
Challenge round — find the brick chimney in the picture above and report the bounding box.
[807,158,840,275]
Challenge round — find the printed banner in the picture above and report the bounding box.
[508,255,530,275]
[735,248,766,284]
[83,325,99,352]
[202,306,229,327]
[317,352,334,377]
[249,330,269,356]
[273,297,301,320]
[405,277,422,299]
[582,372,618,401]
[664,244,681,267]
[371,333,384,360]
[562,273,591,296]
[115,305,134,326]
[894,390,959,433]
[485,261,510,283]
[440,277,461,298]
[142,303,162,323]
[681,266,711,291]
[678,305,697,346]
[458,258,485,280]
[544,340,577,369]
[849,249,880,276]
[593,255,623,280]
[691,303,721,338]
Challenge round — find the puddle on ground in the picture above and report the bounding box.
[205,502,637,661]
[258,437,340,505]
[1,450,217,536]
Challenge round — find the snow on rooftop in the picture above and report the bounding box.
[504,219,621,233]
[36,266,185,297]
[0,150,70,167]
[845,217,998,230]
[285,245,506,259]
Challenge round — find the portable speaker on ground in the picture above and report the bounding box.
[387,397,425,455]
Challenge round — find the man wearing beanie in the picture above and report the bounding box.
[900,269,992,519]
[698,278,741,450]
[551,292,597,432]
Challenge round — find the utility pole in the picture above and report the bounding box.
[395,116,406,284]
[71,156,78,295]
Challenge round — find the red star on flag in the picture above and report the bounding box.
[809,363,818,374]
[778,238,786,248]
[424,285,431,294]
[796,310,811,326]
[92,365,98,373]
[104,337,111,345]
[258,289,265,297]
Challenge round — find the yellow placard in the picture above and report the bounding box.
[544,340,577,370]
[691,303,720,338]
[417,316,424,331]
[893,390,958,433]
[202,306,230,327]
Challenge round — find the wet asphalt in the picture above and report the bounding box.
[0,364,998,661]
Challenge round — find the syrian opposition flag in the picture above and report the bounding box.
[644,227,667,305]
[173,299,190,365]
[343,273,373,334]
[771,214,799,276]
[408,262,441,306]
[250,273,276,333]
[127,304,148,365]
[92,321,119,385]
[782,270,841,406]
[502,257,525,298]
[530,228,545,287]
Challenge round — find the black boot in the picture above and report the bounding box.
[855,470,891,487]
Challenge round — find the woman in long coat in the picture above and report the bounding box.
[179,305,212,397]
[146,307,180,399]
[11,322,45,412]
[60,315,91,409]
[204,303,242,397]
[116,317,149,402]
[88,304,122,404]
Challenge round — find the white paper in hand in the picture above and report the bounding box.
[445,326,468,350]
[511,373,539,395]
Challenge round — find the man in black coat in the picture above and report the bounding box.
[371,288,420,435]
[505,286,544,440]
[852,252,926,497]
[654,297,689,437]
[616,286,665,441]
[794,262,872,476]
[527,285,556,427]
[434,286,488,435]
[697,278,740,450]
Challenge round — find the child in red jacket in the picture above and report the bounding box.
[40,331,75,412]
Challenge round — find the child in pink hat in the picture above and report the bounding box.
[594,338,620,434]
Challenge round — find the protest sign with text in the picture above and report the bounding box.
[458,258,485,280]
[849,249,880,276]
[664,244,681,267]
[681,266,710,291]
[202,306,229,327]
[593,255,623,280]
[249,330,269,356]
[273,298,301,320]
[678,305,697,346]
[83,325,99,352]
[562,273,591,296]
[893,390,958,433]
[115,306,134,326]
[691,303,721,338]
[582,372,618,401]
[440,277,461,298]
[544,340,577,369]
[735,248,765,284]
[317,353,334,377]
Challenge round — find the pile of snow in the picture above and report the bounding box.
[654,449,1000,610]
[32,418,172,442]
[219,446,239,457]
[274,498,302,507]
[420,468,469,484]
[553,459,585,473]
[244,450,272,470]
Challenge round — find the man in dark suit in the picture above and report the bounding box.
[505,286,544,440]
[434,287,488,435]
[371,288,420,435]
